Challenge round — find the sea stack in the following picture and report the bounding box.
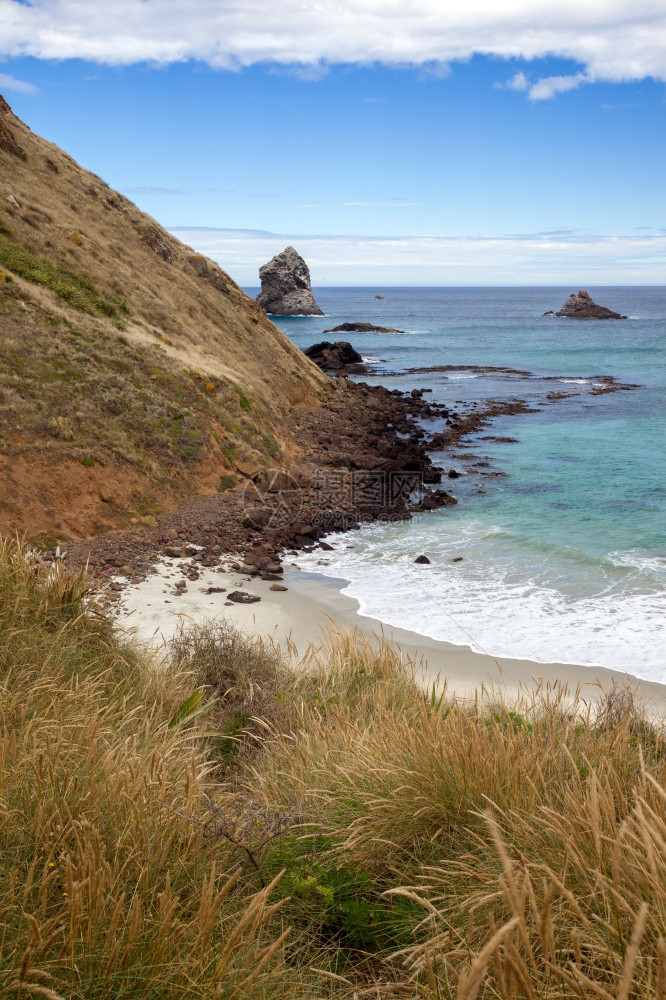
[545,290,627,320]
[256,246,323,316]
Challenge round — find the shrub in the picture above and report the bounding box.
[167,621,294,770]
[217,473,237,491]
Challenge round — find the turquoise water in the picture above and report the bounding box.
[254,287,666,677]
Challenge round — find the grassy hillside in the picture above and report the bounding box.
[0,95,326,540]
[2,540,666,999]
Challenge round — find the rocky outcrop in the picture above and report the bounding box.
[256,246,323,315]
[545,290,627,320]
[304,340,367,374]
[0,95,27,160]
[323,321,405,334]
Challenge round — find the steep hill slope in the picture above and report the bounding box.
[0,96,326,541]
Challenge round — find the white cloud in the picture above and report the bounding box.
[0,71,37,93]
[170,226,666,286]
[0,1,665,91]
[501,71,530,91]
[528,72,587,100]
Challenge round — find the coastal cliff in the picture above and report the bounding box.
[0,96,326,539]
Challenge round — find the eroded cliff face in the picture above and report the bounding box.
[0,96,326,539]
[256,246,324,316]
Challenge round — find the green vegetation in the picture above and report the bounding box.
[0,225,129,321]
[2,541,665,998]
[0,286,282,504]
[235,388,252,412]
[217,473,237,491]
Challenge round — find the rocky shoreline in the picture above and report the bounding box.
[62,359,639,607]
[62,375,536,600]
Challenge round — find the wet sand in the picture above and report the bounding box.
[113,554,666,716]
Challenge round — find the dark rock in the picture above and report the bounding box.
[256,246,323,316]
[240,563,259,576]
[137,224,173,263]
[0,96,27,160]
[205,586,226,594]
[431,489,457,506]
[414,554,431,564]
[323,321,405,334]
[551,290,627,320]
[451,556,464,562]
[252,469,299,493]
[186,254,228,293]
[304,341,367,374]
[227,591,261,604]
[448,469,461,479]
[375,294,384,299]
[241,508,271,531]
[270,583,288,591]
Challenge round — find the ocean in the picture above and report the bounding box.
[248,286,666,679]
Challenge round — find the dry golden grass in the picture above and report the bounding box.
[0,539,312,999]
[0,98,324,415]
[243,632,666,998]
[3,539,665,999]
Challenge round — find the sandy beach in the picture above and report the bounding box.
[113,553,666,715]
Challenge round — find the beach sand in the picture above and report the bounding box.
[114,554,666,715]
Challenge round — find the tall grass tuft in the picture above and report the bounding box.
[0,540,301,999]
[244,631,666,996]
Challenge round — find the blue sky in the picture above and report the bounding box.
[1,0,665,285]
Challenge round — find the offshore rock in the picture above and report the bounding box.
[256,246,323,316]
[304,341,367,374]
[546,290,627,320]
[323,321,405,334]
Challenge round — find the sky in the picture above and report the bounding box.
[0,0,665,286]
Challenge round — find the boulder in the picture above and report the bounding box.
[548,290,627,320]
[256,246,323,316]
[227,591,261,604]
[414,554,431,564]
[304,341,367,374]
[323,321,405,334]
